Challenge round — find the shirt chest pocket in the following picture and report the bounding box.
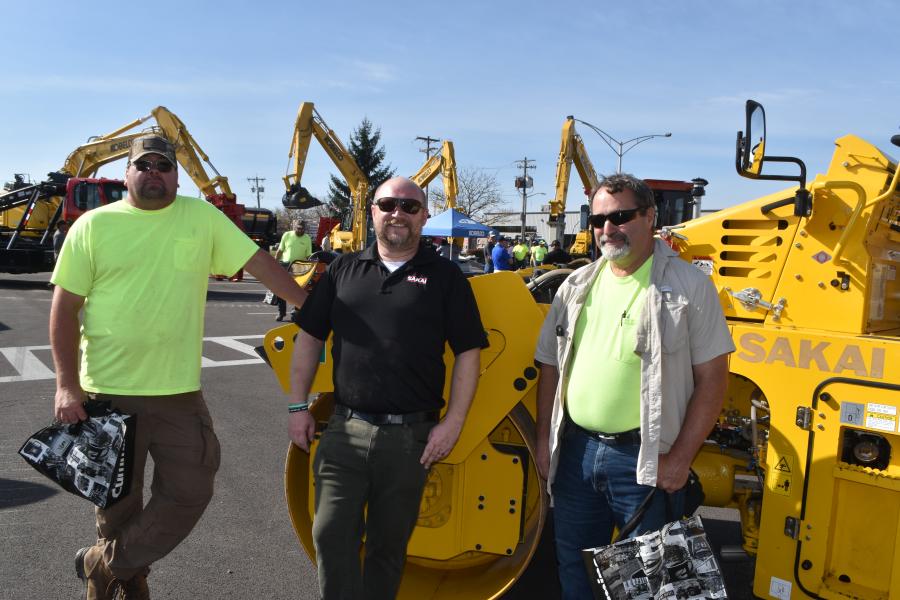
[173,239,204,273]
[660,300,689,353]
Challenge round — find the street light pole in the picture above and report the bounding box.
[574,119,671,173]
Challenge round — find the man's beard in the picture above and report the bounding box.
[139,179,169,201]
[376,220,419,252]
[598,232,631,261]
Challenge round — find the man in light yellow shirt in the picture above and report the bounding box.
[274,219,313,320]
[534,174,734,599]
[50,134,308,600]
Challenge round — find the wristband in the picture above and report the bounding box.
[288,403,309,413]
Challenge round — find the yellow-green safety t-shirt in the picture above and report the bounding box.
[532,245,548,263]
[278,231,312,263]
[51,195,259,395]
[513,244,530,261]
[565,257,653,433]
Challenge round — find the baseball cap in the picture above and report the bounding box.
[550,240,560,247]
[128,134,177,164]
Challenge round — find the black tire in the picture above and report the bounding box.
[527,268,573,304]
[565,257,591,270]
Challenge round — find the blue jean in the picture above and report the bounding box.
[552,422,685,600]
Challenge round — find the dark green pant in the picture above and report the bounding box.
[312,414,432,600]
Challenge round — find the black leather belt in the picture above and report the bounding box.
[569,420,641,445]
[334,404,439,426]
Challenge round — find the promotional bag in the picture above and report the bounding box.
[583,515,727,600]
[18,403,135,508]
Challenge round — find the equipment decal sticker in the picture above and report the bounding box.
[865,402,897,432]
[769,576,792,600]
[769,455,793,497]
[840,401,864,426]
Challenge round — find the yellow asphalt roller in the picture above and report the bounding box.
[261,271,549,599]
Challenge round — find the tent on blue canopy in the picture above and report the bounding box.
[421,208,493,261]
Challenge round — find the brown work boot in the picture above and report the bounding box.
[75,545,123,600]
[119,570,150,600]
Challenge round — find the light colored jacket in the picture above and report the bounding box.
[534,240,735,495]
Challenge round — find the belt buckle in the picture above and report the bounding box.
[385,414,404,425]
[596,432,617,442]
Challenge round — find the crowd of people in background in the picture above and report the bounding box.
[481,233,573,274]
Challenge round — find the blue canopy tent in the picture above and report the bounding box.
[421,209,492,261]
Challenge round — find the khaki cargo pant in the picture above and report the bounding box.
[90,391,220,581]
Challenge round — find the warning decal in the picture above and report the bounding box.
[865,402,897,432]
[774,456,792,473]
[769,455,794,497]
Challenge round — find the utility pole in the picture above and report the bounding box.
[514,157,536,240]
[247,175,265,208]
[415,135,440,212]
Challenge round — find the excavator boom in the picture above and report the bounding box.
[282,102,369,252]
[410,140,458,210]
[551,117,599,244]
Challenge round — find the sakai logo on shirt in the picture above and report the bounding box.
[407,274,428,285]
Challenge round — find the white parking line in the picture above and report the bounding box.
[0,347,56,381]
[0,335,265,383]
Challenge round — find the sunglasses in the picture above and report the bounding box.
[133,158,175,173]
[588,207,644,229]
[374,197,423,215]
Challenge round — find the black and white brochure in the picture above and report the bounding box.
[583,516,727,600]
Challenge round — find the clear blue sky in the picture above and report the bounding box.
[2,0,897,214]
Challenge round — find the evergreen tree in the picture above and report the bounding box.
[327,118,395,219]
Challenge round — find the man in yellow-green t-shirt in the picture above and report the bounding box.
[531,240,548,266]
[534,174,734,599]
[50,134,309,598]
[274,219,312,321]
[511,238,530,269]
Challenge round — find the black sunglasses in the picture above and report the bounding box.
[374,197,423,215]
[588,208,644,229]
[133,158,175,173]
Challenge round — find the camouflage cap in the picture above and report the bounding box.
[128,134,177,164]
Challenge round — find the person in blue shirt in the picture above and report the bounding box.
[491,237,514,271]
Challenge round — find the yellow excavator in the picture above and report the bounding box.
[410,139,466,255]
[410,139,459,211]
[281,102,369,253]
[0,106,252,273]
[263,100,898,599]
[549,115,600,256]
[550,116,707,259]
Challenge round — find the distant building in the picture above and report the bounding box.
[482,209,583,246]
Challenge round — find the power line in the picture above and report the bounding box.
[514,157,537,240]
[415,135,440,212]
[247,175,265,209]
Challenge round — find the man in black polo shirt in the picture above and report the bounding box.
[287,176,486,600]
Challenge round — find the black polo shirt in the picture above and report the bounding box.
[298,243,488,414]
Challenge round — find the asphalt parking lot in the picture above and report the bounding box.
[0,272,755,599]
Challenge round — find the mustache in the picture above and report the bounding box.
[599,232,628,244]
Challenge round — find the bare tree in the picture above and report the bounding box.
[429,167,505,224]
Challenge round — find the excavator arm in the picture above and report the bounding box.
[410,140,458,210]
[282,102,369,252]
[551,116,599,246]
[59,107,235,201]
